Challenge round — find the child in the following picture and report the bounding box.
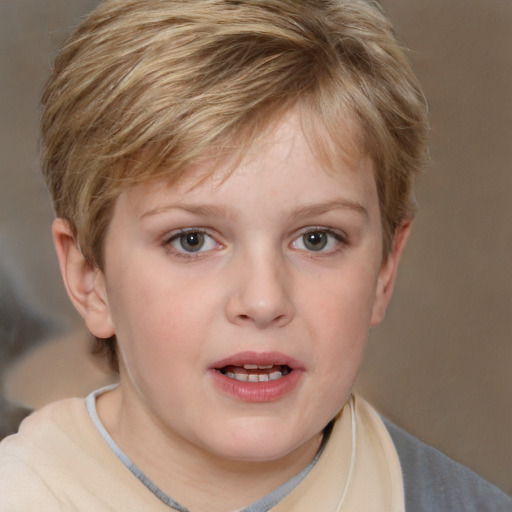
[0,0,510,510]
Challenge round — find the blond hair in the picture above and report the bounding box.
[41,0,428,369]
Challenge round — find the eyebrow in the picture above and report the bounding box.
[140,203,236,220]
[291,199,368,219]
[140,198,368,221]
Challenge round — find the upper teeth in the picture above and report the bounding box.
[243,364,274,370]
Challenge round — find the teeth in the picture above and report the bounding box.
[221,363,290,383]
[224,371,283,382]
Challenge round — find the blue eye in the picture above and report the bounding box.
[292,229,343,253]
[168,230,218,253]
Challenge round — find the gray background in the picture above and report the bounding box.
[0,0,510,495]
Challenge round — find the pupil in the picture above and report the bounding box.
[304,232,327,251]
[181,232,204,252]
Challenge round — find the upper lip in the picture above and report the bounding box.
[210,351,303,370]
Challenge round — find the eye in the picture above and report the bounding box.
[291,229,344,253]
[167,230,219,254]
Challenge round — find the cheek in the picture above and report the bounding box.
[107,268,220,370]
[300,270,378,381]
[302,269,379,336]
[109,260,207,329]
[305,289,371,422]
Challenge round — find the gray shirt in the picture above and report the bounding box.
[385,419,512,512]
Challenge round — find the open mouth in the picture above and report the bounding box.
[217,364,292,383]
[211,354,302,401]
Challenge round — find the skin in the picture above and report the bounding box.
[53,111,410,511]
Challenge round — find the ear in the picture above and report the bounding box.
[52,218,115,339]
[370,220,412,326]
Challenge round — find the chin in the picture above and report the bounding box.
[204,419,315,463]
[219,441,297,463]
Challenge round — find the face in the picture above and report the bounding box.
[88,112,400,465]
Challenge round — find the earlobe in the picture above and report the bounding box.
[370,220,412,326]
[52,218,115,339]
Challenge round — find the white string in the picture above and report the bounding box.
[334,395,357,512]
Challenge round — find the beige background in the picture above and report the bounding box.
[0,0,510,495]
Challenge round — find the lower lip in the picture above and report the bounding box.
[209,369,304,403]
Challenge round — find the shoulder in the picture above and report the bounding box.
[0,458,62,511]
[0,395,170,512]
[0,398,91,511]
[0,397,88,457]
[383,419,512,512]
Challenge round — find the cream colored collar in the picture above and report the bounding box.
[271,395,405,512]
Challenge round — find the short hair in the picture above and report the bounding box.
[41,0,428,370]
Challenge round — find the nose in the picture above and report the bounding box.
[225,252,295,329]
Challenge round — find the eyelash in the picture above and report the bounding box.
[291,227,347,254]
[164,228,220,258]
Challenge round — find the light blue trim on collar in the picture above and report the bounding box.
[86,386,188,511]
[85,386,329,512]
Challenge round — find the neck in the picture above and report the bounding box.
[97,386,323,512]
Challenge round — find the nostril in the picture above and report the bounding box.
[237,313,285,325]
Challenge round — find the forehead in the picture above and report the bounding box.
[114,110,379,223]
[169,107,367,191]
[122,104,366,190]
